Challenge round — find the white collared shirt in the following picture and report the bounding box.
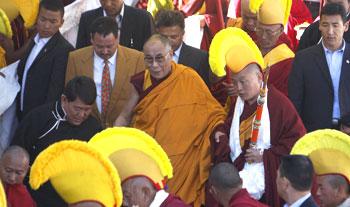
[93,51,117,113]
[20,34,51,111]
[321,39,345,119]
[283,193,311,207]
[172,43,183,63]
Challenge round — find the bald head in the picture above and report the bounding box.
[0,146,30,185]
[122,176,157,207]
[143,34,172,52]
[69,201,104,207]
[209,162,242,190]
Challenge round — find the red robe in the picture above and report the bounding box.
[5,184,36,207]
[160,194,191,207]
[212,86,306,207]
[229,189,268,207]
[182,0,228,50]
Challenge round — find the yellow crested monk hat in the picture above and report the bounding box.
[89,127,173,190]
[0,0,38,37]
[249,0,291,26]
[209,27,265,77]
[291,129,350,183]
[29,140,123,207]
[0,181,7,207]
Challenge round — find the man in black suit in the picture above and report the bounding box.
[277,155,318,207]
[297,0,350,51]
[154,9,210,86]
[76,0,153,51]
[289,3,350,132]
[17,0,74,120]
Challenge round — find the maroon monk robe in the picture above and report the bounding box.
[160,194,191,207]
[5,184,36,207]
[211,86,306,207]
[229,189,268,207]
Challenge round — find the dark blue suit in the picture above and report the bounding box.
[289,43,350,132]
[76,5,153,51]
[300,196,319,207]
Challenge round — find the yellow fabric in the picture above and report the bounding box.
[11,0,39,28]
[89,127,173,189]
[239,112,256,147]
[226,17,243,28]
[209,27,264,77]
[29,140,123,207]
[263,43,294,67]
[0,182,7,207]
[131,62,226,206]
[147,0,174,17]
[0,47,6,68]
[143,69,152,91]
[291,129,350,182]
[0,1,19,22]
[0,8,13,38]
[250,0,291,26]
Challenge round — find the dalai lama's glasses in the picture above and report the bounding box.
[144,52,170,65]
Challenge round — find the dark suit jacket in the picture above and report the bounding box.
[17,32,74,119]
[178,43,210,85]
[300,196,319,207]
[76,5,153,51]
[288,43,350,132]
[297,15,350,51]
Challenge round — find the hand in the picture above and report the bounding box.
[198,15,206,28]
[245,148,263,163]
[214,131,225,143]
[222,81,238,97]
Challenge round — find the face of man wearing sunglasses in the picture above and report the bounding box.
[143,38,173,80]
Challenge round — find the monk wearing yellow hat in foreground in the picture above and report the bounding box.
[210,27,306,207]
[89,127,190,207]
[114,34,226,206]
[29,140,123,207]
[291,129,350,207]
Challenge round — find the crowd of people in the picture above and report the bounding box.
[0,0,350,206]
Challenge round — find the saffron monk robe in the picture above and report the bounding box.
[208,27,306,207]
[114,34,226,206]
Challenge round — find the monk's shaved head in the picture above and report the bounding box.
[0,146,30,185]
[143,34,172,53]
[122,176,157,207]
[209,162,242,190]
[1,146,30,161]
[69,201,104,207]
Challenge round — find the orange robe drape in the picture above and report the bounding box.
[131,62,226,206]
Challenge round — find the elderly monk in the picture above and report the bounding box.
[250,0,295,96]
[0,146,36,207]
[209,27,305,207]
[114,34,226,205]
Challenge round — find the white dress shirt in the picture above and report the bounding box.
[20,34,51,111]
[149,190,169,207]
[283,193,311,207]
[172,43,183,63]
[93,51,117,113]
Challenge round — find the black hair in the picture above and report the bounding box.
[63,76,97,105]
[340,113,350,127]
[90,16,118,38]
[279,155,314,191]
[154,9,185,30]
[39,0,65,17]
[321,2,348,23]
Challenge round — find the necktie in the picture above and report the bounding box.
[101,60,112,117]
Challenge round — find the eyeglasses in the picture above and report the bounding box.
[144,52,170,65]
[256,27,281,36]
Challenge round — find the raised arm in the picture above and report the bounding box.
[114,85,140,126]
